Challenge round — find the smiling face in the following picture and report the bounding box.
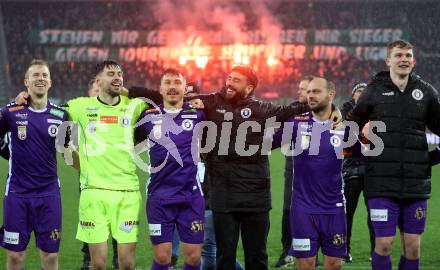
[386,47,415,78]
[24,64,52,98]
[160,73,186,106]
[225,71,254,101]
[96,65,123,97]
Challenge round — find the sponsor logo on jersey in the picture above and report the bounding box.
[294,115,310,121]
[49,108,65,118]
[182,119,194,131]
[47,119,63,125]
[240,108,252,118]
[15,121,28,125]
[120,220,139,233]
[301,135,310,149]
[370,209,388,222]
[184,108,197,113]
[88,122,97,133]
[145,108,160,113]
[412,89,423,101]
[3,230,19,245]
[153,124,161,139]
[149,224,162,236]
[100,115,118,124]
[15,113,28,119]
[181,114,198,119]
[86,107,99,112]
[80,221,95,229]
[87,113,98,118]
[190,220,204,233]
[382,91,394,96]
[8,106,24,113]
[48,124,59,137]
[18,126,27,140]
[292,238,311,251]
[50,229,61,241]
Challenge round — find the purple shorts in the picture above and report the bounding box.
[1,193,62,253]
[147,195,204,245]
[368,197,427,237]
[290,207,347,258]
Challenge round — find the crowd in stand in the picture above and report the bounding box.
[1,1,439,102]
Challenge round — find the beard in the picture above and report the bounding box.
[309,100,329,113]
[223,86,246,104]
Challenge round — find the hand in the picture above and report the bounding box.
[361,121,371,140]
[330,108,343,129]
[15,91,29,105]
[120,87,129,97]
[189,98,205,109]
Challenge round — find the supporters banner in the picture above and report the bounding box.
[36,28,408,62]
[44,44,389,62]
[30,28,408,46]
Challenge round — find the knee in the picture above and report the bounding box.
[375,238,394,255]
[118,256,135,270]
[296,259,315,270]
[404,242,420,259]
[41,252,58,264]
[325,258,342,270]
[91,257,107,270]
[7,252,25,266]
[185,251,201,266]
[154,251,172,265]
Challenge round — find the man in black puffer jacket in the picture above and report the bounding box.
[348,40,440,270]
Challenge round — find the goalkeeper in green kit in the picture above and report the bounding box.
[15,60,148,270]
[67,61,147,270]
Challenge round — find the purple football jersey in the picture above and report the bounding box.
[275,112,346,214]
[136,103,205,204]
[0,102,68,197]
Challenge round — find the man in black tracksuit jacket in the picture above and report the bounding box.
[185,66,309,270]
[348,40,440,270]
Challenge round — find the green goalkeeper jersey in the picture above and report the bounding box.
[64,96,147,191]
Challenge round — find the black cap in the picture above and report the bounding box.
[352,82,367,95]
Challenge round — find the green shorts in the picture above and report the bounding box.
[76,189,141,244]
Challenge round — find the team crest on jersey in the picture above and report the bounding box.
[330,135,342,147]
[301,135,310,149]
[412,89,423,101]
[240,108,252,118]
[18,125,27,140]
[332,234,345,247]
[415,207,426,220]
[48,124,59,137]
[50,229,61,241]
[182,119,194,131]
[120,116,130,128]
[190,220,204,233]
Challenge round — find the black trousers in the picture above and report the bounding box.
[281,210,291,256]
[344,177,375,254]
[213,211,270,270]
